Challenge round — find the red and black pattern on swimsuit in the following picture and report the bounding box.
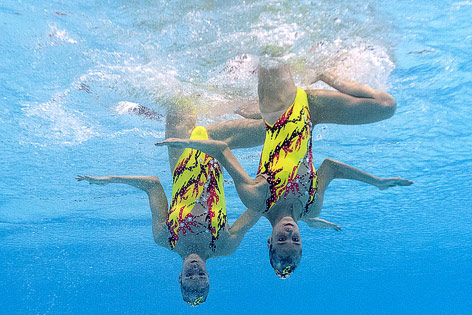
[284,165,302,197]
[168,152,226,250]
[258,108,312,212]
[173,154,193,179]
[205,160,227,250]
[167,207,202,248]
[301,141,318,217]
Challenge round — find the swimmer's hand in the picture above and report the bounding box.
[234,101,262,120]
[303,218,341,231]
[155,138,228,157]
[376,177,413,190]
[302,69,324,86]
[155,138,191,149]
[76,175,109,186]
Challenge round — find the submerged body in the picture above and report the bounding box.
[77,107,265,305]
[158,62,413,278]
[257,87,318,217]
[164,126,228,253]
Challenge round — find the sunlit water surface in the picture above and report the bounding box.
[1,0,471,314]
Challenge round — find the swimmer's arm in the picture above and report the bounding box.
[306,72,396,125]
[206,118,266,149]
[302,218,341,231]
[234,100,263,120]
[155,139,267,210]
[76,175,156,190]
[76,175,169,223]
[152,221,172,249]
[221,209,262,255]
[317,158,414,190]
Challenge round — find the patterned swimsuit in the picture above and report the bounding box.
[257,88,318,217]
[166,126,227,251]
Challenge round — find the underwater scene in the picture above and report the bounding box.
[1,0,471,314]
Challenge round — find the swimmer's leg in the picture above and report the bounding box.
[165,106,197,173]
[302,158,413,230]
[206,118,266,149]
[76,175,169,244]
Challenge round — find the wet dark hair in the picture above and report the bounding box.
[269,242,302,279]
[180,283,209,306]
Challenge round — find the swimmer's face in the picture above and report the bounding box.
[269,216,302,256]
[179,254,209,305]
[268,217,302,277]
[180,254,209,287]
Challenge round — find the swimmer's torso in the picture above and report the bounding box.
[257,88,318,218]
[166,126,229,255]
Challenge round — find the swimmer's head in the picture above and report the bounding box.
[179,254,209,306]
[267,216,302,279]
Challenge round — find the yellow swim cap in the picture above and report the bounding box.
[186,296,204,307]
[274,266,294,279]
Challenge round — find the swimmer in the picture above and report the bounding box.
[157,61,413,279]
[77,105,266,305]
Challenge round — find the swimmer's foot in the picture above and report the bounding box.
[376,177,413,190]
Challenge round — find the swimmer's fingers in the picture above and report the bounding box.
[397,178,414,187]
[76,175,92,182]
[302,69,323,86]
[303,218,341,231]
[234,101,262,119]
[75,175,107,185]
[156,139,227,154]
[378,177,414,190]
[332,223,342,231]
[155,138,189,149]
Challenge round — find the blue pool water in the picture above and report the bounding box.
[1,0,471,314]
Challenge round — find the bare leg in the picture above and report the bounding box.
[307,71,396,126]
[165,106,197,173]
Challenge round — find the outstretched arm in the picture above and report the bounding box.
[76,175,159,191]
[316,158,414,190]
[220,209,262,255]
[302,217,341,231]
[76,175,170,244]
[206,118,266,149]
[155,139,267,211]
[306,72,396,125]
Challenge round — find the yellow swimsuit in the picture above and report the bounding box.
[257,88,318,216]
[166,126,226,251]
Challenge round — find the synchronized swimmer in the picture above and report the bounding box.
[79,59,413,305]
[158,61,413,280]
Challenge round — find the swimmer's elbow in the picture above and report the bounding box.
[152,222,167,246]
[147,176,161,185]
[379,94,397,119]
[143,176,161,189]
